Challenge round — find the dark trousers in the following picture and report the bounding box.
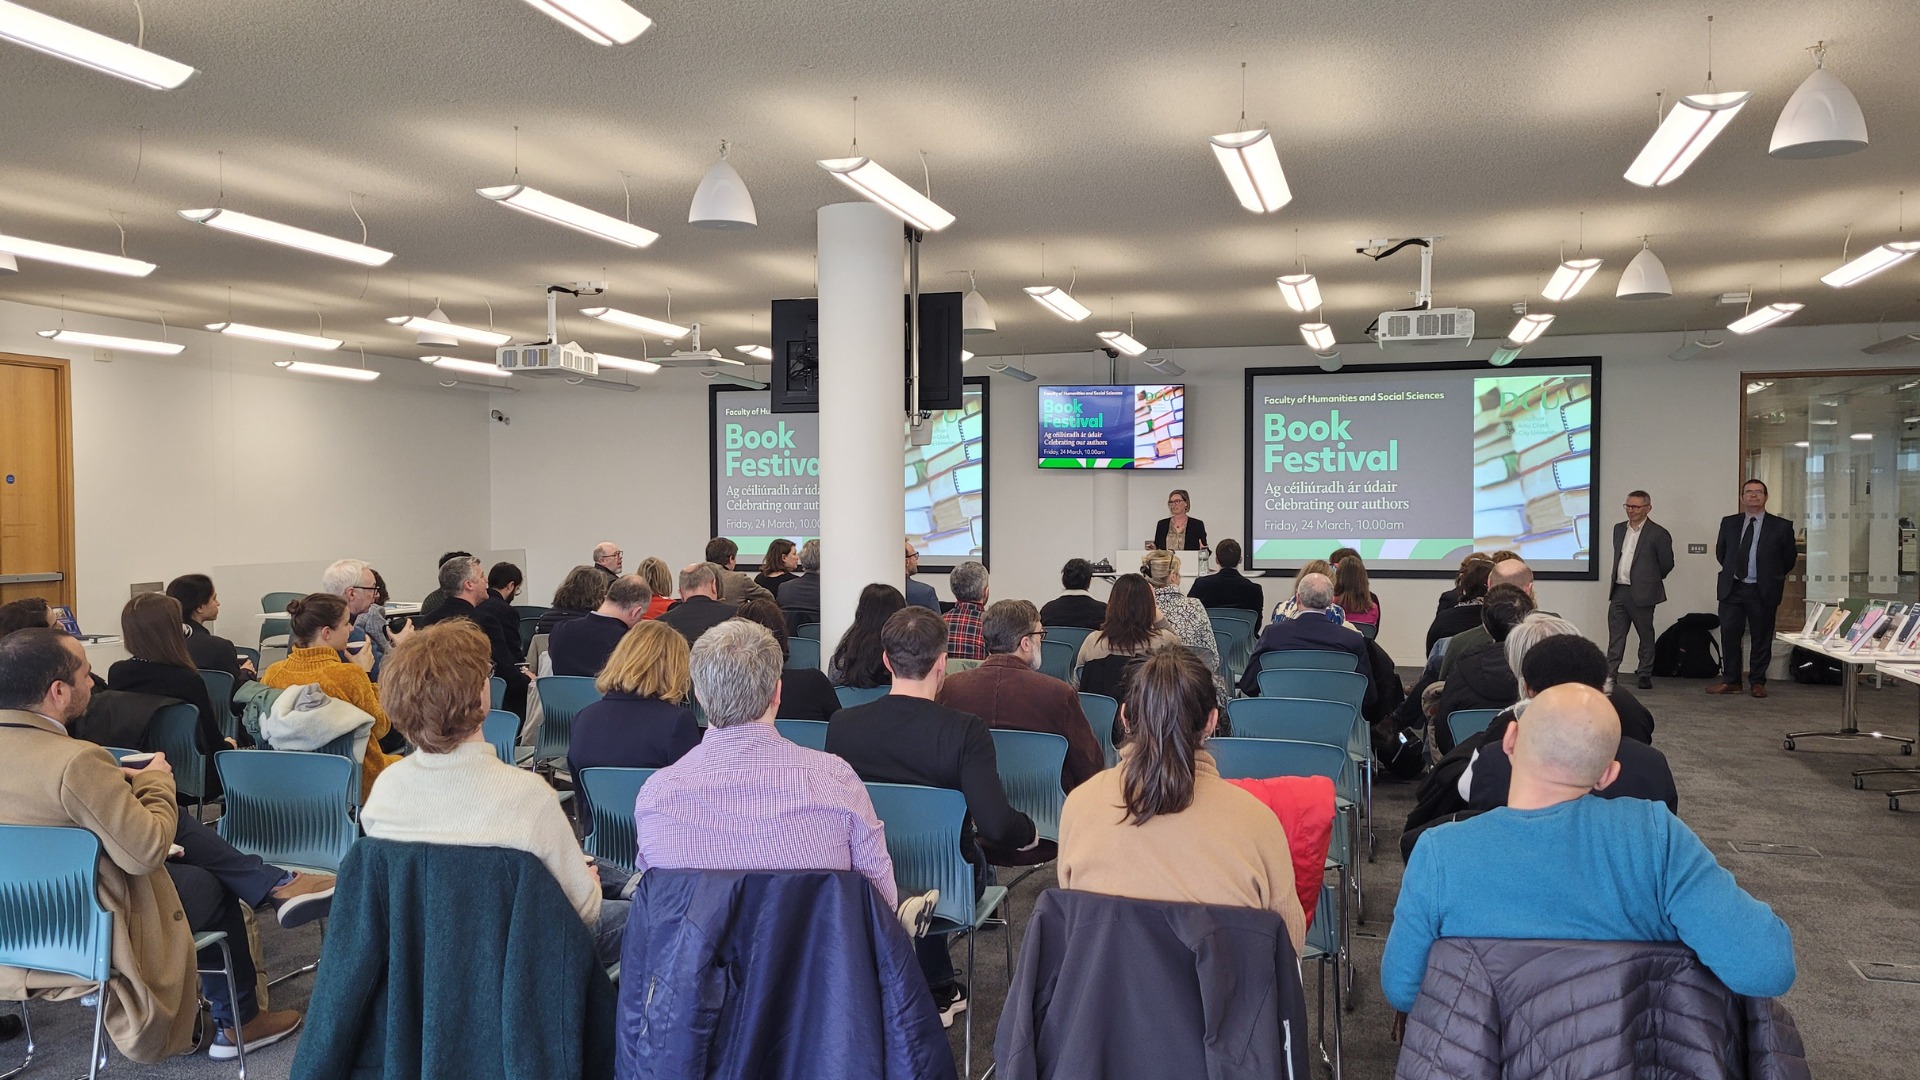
[915,853,990,992]
[174,814,286,908]
[1719,580,1777,685]
[1606,585,1658,678]
[165,863,257,1028]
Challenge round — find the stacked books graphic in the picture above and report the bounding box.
[905,392,987,557]
[1134,386,1184,467]
[1472,375,1593,559]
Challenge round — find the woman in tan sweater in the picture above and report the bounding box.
[1058,646,1305,953]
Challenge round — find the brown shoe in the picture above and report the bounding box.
[1704,683,1742,695]
[1751,683,1769,699]
[211,1008,301,1059]
[269,872,334,929]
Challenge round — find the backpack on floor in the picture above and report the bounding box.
[1652,613,1721,678]
[1789,647,1846,685]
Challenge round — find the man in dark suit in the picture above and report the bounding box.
[415,555,529,715]
[1709,479,1799,698]
[776,540,821,635]
[657,562,740,647]
[1038,558,1107,630]
[1607,491,1675,691]
[1240,572,1373,710]
[548,574,651,677]
[1186,538,1266,614]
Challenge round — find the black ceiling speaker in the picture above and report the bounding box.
[769,298,818,414]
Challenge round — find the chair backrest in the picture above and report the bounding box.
[215,749,358,874]
[0,825,113,983]
[786,638,822,671]
[518,617,540,654]
[794,622,822,641]
[483,709,521,764]
[513,605,549,621]
[988,730,1069,842]
[1042,625,1094,656]
[490,676,507,711]
[1448,709,1502,747]
[199,668,238,742]
[1427,635,1452,669]
[1227,697,1363,757]
[1212,629,1239,680]
[834,685,890,709]
[262,591,303,614]
[945,658,983,675]
[1037,638,1077,683]
[1209,609,1259,653]
[260,590,302,648]
[773,719,829,751]
[1207,737,1352,787]
[864,783,979,930]
[535,676,602,763]
[1077,692,1120,768]
[1256,667,1367,710]
[1258,649,1359,672]
[310,730,365,805]
[1356,621,1379,640]
[578,766,656,876]
[146,702,206,800]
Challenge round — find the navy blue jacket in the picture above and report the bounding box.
[1240,612,1374,707]
[904,577,940,613]
[616,869,954,1080]
[549,612,633,678]
[567,692,702,779]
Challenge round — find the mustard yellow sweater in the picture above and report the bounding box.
[262,646,400,802]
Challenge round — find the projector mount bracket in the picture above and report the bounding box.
[1355,236,1442,312]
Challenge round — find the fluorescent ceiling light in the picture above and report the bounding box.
[1276,273,1321,312]
[1793,441,1810,447]
[735,344,773,362]
[1851,432,1873,440]
[1096,330,1147,356]
[422,356,510,378]
[986,363,1037,382]
[698,370,769,390]
[179,208,394,266]
[1668,338,1723,361]
[1506,312,1555,345]
[1808,417,1837,424]
[592,352,660,374]
[1024,286,1091,322]
[1623,91,1752,187]
[518,0,651,44]
[0,0,195,89]
[385,315,510,347]
[1728,302,1804,335]
[437,379,516,394]
[1863,332,1920,355]
[207,321,343,351]
[0,231,155,276]
[1541,258,1603,301]
[960,350,974,362]
[1821,241,1920,288]
[274,360,378,381]
[579,306,689,338]
[37,328,182,355]
[1208,128,1291,213]
[1489,346,1523,367]
[1299,322,1336,353]
[1145,356,1186,377]
[816,157,954,232]
[477,184,658,248]
[1715,291,1752,306]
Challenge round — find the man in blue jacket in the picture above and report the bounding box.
[1239,573,1372,708]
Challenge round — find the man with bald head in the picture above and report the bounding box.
[591,542,623,581]
[1381,682,1795,1014]
[1441,557,1538,678]
[1240,572,1374,708]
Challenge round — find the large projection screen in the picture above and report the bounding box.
[709,376,989,569]
[1243,358,1600,579]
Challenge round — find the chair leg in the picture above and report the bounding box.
[1364,759,1376,863]
[216,937,247,1080]
[1328,958,1344,1080]
[87,982,108,1080]
[268,919,323,988]
[963,928,976,1080]
[0,1001,32,1080]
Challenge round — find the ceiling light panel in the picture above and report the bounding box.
[37,328,183,355]
[1821,242,1920,288]
[816,157,954,232]
[1299,322,1335,352]
[385,315,510,347]
[1506,312,1555,345]
[1096,330,1147,356]
[1276,273,1321,312]
[1623,91,1751,187]
[1024,286,1091,322]
[207,321,343,350]
[1208,129,1292,213]
[1728,302,1804,334]
[0,231,156,276]
[579,306,690,338]
[0,0,195,89]
[275,360,378,381]
[179,208,394,266]
[1541,258,1602,302]
[736,344,773,361]
[422,356,511,378]
[477,185,658,248]
[519,0,652,45]
[592,352,660,373]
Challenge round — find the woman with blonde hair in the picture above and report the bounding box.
[637,556,675,620]
[1140,549,1230,706]
[260,593,402,801]
[565,620,700,777]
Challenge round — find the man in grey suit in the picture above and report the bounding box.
[1607,490,1675,690]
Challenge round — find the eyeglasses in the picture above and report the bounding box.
[1026,628,1047,641]
[1623,503,1649,511]
[347,584,379,594]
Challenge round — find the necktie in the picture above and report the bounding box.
[1736,517,1756,576]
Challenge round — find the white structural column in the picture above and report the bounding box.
[817,201,904,647]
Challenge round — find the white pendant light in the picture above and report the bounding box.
[1542,258,1603,301]
[0,231,155,276]
[477,184,658,248]
[689,141,757,230]
[1489,346,1522,367]
[1505,312,1555,345]
[179,208,394,266]
[579,306,690,339]
[986,362,1037,382]
[961,271,996,334]
[274,360,378,381]
[1317,352,1342,372]
[1276,273,1321,312]
[38,328,183,355]
[518,0,651,45]
[816,157,954,232]
[1025,286,1091,322]
[1770,45,1867,159]
[415,303,459,346]
[1822,241,1920,288]
[960,350,974,362]
[736,344,773,361]
[422,356,511,378]
[1209,128,1291,213]
[207,321,343,350]
[1615,241,1672,300]
[1096,330,1147,356]
[1624,91,1751,187]
[0,252,15,273]
[385,314,510,347]
[0,0,195,89]
[1729,302,1804,334]
[1668,337,1723,361]
[593,352,660,373]
[1299,323,1336,353]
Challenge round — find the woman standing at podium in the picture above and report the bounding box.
[1152,489,1208,551]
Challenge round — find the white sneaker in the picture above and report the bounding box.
[896,889,938,939]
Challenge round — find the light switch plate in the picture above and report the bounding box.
[1688,543,1707,554]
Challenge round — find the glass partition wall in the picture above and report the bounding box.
[1743,371,1920,625]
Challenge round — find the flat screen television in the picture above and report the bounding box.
[1037,384,1184,469]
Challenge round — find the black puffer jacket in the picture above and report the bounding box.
[1429,643,1518,754]
[1395,938,1810,1080]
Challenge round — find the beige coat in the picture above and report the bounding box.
[0,710,198,1063]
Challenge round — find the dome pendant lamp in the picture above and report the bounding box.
[961,271,996,334]
[689,141,757,230]
[416,302,460,346]
[1770,43,1868,159]
[1616,239,1673,301]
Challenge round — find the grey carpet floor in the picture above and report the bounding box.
[11,676,1919,1079]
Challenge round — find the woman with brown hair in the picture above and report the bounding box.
[1057,646,1304,952]
[107,592,248,776]
[754,539,800,596]
[534,565,609,637]
[1075,573,1181,703]
[637,556,675,620]
[1334,555,1380,628]
[566,620,702,777]
[260,592,400,801]
[733,598,840,722]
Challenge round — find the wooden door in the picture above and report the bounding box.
[0,355,75,608]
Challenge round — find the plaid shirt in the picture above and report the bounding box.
[633,722,897,907]
[945,601,987,660]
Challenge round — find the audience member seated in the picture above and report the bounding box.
[591,541,623,581]
[1076,573,1179,703]
[1185,539,1265,614]
[1430,584,1535,752]
[108,593,249,779]
[1039,558,1108,629]
[0,597,54,638]
[657,562,741,646]
[733,598,840,721]
[261,593,401,801]
[1381,682,1794,1013]
[321,558,399,678]
[548,574,652,677]
[1426,557,1493,651]
[0,628,305,1060]
[634,619,898,906]
[567,620,701,778]
[706,537,775,604]
[534,564,609,637]
[904,539,940,612]
[775,540,822,631]
[417,550,473,616]
[754,538,800,596]
[361,620,626,963]
[1143,550,1231,706]
[164,574,256,687]
[1057,647,1306,953]
[477,561,527,644]
[637,556,676,620]
[1240,573,1372,709]
[937,599,1104,793]
[415,555,529,715]
[1333,553,1380,629]
[827,583,905,688]
[1434,551,1494,613]
[827,607,1038,1021]
[943,561,990,660]
[1443,557,1537,678]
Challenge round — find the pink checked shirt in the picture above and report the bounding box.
[632,721,899,907]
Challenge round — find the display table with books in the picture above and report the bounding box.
[1863,661,1920,809]
[1776,594,1920,757]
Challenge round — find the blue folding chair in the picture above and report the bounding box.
[1037,638,1077,683]
[786,638,822,671]
[864,783,1009,1080]
[1209,607,1260,640]
[490,676,507,711]
[260,591,302,651]
[834,685,889,709]
[199,669,238,743]
[1304,880,1347,1067]
[1041,625,1094,657]
[795,622,822,641]
[1228,698,1365,770]
[1213,629,1242,685]
[578,767,657,877]
[1355,621,1378,641]
[774,719,829,750]
[1258,649,1360,672]
[1078,692,1120,768]
[484,709,532,765]
[310,731,365,808]
[535,676,602,766]
[989,730,1069,842]
[146,703,208,811]
[1255,668,1366,711]
[1448,709,1502,748]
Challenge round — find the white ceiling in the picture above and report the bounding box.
[3,0,1918,372]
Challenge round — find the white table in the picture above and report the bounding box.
[1774,632,1920,753]
[1864,661,1920,809]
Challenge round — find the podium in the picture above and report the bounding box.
[1113,549,1201,593]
